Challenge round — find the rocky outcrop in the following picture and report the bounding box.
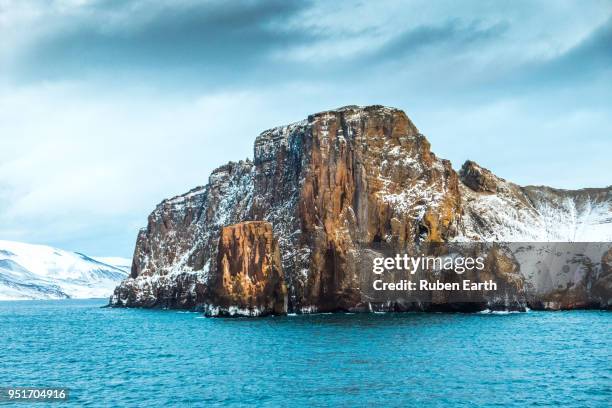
[247,106,462,311]
[205,222,286,316]
[109,105,612,314]
[459,160,500,193]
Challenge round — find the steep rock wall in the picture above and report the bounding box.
[205,221,286,317]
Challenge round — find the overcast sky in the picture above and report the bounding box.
[0,0,611,257]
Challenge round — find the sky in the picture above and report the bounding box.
[0,0,611,257]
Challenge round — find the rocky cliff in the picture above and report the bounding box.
[109,105,612,315]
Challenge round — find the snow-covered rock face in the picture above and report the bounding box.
[110,161,255,309]
[457,161,612,242]
[110,105,612,313]
[0,240,129,300]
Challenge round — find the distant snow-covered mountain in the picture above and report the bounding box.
[0,240,130,300]
[93,256,133,272]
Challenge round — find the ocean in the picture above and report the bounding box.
[0,299,609,407]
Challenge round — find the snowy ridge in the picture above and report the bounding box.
[457,173,612,242]
[0,240,129,300]
[526,187,612,241]
[93,256,132,271]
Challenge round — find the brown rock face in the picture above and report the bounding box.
[109,105,612,314]
[249,106,461,312]
[206,221,287,316]
[459,160,500,193]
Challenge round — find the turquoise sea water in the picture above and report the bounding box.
[0,300,610,407]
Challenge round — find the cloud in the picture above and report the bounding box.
[4,0,610,94]
[365,19,509,63]
[7,0,316,84]
[542,15,612,79]
[496,15,612,92]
